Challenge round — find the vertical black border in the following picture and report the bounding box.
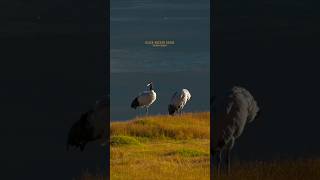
[210,0,214,179]
[106,0,110,178]
[1,0,110,178]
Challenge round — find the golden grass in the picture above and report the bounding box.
[111,112,210,140]
[79,111,320,179]
[110,112,210,180]
[214,159,320,180]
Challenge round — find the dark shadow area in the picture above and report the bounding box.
[0,0,109,179]
[213,0,320,162]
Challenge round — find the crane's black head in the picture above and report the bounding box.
[168,104,177,115]
[67,110,95,151]
[147,81,153,90]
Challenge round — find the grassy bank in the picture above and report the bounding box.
[110,112,210,180]
[78,112,320,180]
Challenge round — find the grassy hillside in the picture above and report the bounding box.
[77,112,320,180]
[110,112,210,180]
[214,159,320,180]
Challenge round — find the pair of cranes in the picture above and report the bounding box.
[67,83,260,177]
[130,82,192,116]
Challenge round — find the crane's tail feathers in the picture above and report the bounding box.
[131,97,139,109]
[168,104,177,115]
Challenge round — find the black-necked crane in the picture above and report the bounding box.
[67,96,108,151]
[212,86,260,174]
[168,89,191,115]
[131,82,157,115]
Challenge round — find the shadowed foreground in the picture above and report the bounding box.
[214,159,320,180]
[75,172,105,180]
[110,112,210,180]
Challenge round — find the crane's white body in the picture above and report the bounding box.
[213,86,259,174]
[168,89,191,115]
[137,90,157,108]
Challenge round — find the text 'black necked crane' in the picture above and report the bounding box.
[168,89,191,115]
[131,82,157,115]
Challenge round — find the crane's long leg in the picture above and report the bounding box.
[217,150,222,176]
[211,150,215,176]
[146,107,149,116]
[226,148,231,174]
[225,138,234,174]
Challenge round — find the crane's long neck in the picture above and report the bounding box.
[149,83,153,91]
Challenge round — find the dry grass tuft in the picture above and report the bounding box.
[110,135,141,146]
[166,148,209,157]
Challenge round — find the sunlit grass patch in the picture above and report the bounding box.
[166,148,209,157]
[110,135,140,146]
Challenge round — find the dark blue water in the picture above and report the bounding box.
[110,0,210,120]
[110,0,210,73]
